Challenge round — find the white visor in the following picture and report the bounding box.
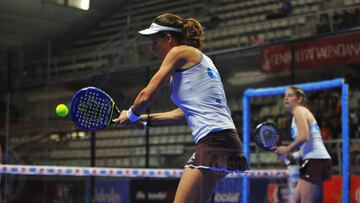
[138,23,182,36]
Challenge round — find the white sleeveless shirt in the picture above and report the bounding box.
[170,53,235,143]
[291,117,331,160]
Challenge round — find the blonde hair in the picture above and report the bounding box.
[287,86,310,108]
[153,13,205,49]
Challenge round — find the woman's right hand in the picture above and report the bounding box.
[117,110,146,129]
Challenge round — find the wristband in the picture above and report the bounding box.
[279,153,290,165]
[127,107,140,122]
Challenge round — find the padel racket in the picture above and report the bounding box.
[253,122,290,165]
[70,87,120,131]
[253,122,281,151]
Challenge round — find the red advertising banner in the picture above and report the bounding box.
[261,34,360,73]
[323,175,360,203]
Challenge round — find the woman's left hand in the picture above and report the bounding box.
[273,145,291,155]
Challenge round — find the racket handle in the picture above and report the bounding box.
[287,150,302,163]
[278,151,302,166]
[278,153,291,165]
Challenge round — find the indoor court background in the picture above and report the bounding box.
[0,0,360,202]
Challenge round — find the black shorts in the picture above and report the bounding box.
[185,129,249,173]
[299,159,332,181]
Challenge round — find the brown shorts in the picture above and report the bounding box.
[185,129,249,173]
[299,159,332,181]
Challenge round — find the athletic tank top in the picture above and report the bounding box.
[170,53,236,143]
[291,117,331,160]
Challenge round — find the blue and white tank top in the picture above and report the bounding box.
[170,53,236,143]
[291,117,331,160]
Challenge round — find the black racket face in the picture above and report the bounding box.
[253,122,281,151]
[70,87,115,131]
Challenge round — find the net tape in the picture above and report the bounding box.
[0,164,288,178]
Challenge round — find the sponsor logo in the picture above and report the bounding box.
[95,188,122,203]
[47,168,55,174]
[207,67,220,81]
[10,167,18,172]
[65,169,73,174]
[214,193,240,202]
[135,191,167,201]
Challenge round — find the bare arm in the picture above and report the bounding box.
[117,46,200,125]
[131,46,198,114]
[139,108,186,126]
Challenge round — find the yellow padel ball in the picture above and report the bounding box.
[56,104,69,117]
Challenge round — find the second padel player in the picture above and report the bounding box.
[274,86,332,203]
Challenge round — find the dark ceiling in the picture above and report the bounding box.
[0,0,125,60]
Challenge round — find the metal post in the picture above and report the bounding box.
[342,84,350,203]
[90,131,96,202]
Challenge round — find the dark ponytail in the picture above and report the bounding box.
[154,13,205,49]
[182,17,205,49]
